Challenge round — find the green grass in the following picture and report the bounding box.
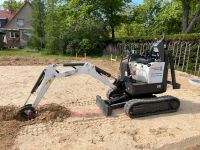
[0,49,73,60]
[0,48,112,61]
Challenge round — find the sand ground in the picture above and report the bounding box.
[0,58,200,150]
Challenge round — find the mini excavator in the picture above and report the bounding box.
[20,39,180,120]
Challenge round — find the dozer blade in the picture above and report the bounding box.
[124,95,180,118]
[96,95,128,116]
[96,96,112,116]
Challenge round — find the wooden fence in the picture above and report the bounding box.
[105,41,200,76]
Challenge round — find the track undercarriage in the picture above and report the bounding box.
[96,93,180,118]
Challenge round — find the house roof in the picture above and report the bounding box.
[5,1,31,29]
[0,10,15,21]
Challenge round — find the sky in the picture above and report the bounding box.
[0,0,144,6]
[131,0,144,5]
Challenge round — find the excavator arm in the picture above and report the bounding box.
[20,62,117,120]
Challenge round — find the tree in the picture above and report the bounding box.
[45,0,62,54]
[3,0,23,12]
[152,1,182,34]
[181,0,200,33]
[56,0,109,55]
[31,0,45,49]
[97,0,131,41]
[116,0,164,37]
[141,0,163,35]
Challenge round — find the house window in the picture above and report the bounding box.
[22,31,32,40]
[10,32,20,38]
[17,19,24,27]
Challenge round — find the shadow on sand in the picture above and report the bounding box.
[110,99,200,120]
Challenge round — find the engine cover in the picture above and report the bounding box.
[129,62,165,84]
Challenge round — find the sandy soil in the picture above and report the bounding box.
[0,57,200,150]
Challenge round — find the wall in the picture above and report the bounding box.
[6,3,32,30]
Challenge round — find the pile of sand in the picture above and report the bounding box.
[0,104,71,150]
[36,103,71,122]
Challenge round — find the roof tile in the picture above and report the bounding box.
[0,10,15,21]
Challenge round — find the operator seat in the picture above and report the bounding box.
[129,51,155,65]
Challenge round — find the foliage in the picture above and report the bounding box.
[116,0,200,38]
[151,1,182,35]
[44,0,111,55]
[181,0,200,33]
[78,39,95,55]
[29,0,45,50]
[27,0,200,55]
[2,0,23,12]
[116,33,200,42]
[45,0,64,54]
[96,0,131,41]
[116,23,145,37]
[117,1,182,37]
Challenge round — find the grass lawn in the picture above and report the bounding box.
[0,48,112,61]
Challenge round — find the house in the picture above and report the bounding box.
[1,1,32,48]
[0,10,15,49]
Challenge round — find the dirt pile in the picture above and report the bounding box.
[0,104,71,150]
[0,105,22,150]
[0,105,19,121]
[36,103,71,122]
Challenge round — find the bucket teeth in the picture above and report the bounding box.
[19,104,36,120]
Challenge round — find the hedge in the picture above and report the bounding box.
[116,33,200,42]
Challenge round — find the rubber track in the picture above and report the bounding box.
[124,95,180,118]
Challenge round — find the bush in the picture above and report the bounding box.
[27,36,45,50]
[78,39,95,55]
[116,33,200,42]
[45,36,64,54]
[65,38,103,56]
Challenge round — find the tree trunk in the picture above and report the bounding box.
[182,0,190,33]
[185,11,200,33]
[111,25,115,42]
